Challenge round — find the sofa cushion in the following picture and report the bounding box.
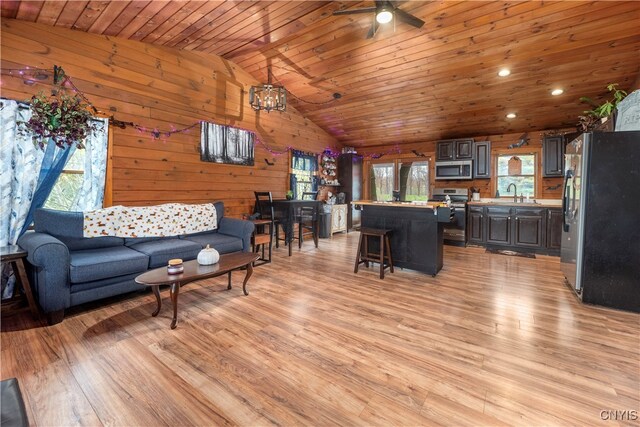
[183,232,243,254]
[128,239,202,268]
[70,246,149,284]
[35,209,124,251]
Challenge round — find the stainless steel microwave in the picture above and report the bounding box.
[435,160,473,180]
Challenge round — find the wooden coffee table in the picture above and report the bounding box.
[135,252,260,329]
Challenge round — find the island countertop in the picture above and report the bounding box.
[352,200,443,209]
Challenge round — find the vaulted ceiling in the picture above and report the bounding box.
[2,1,640,147]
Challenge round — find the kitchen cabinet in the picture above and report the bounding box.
[338,153,362,230]
[473,141,491,178]
[546,208,563,250]
[542,135,565,177]
[467,206,485,244]
[486,207,512,245]
[513,208,544,248]
[436,139,474,161]
[466,204,561,255]
[330,204,347,236]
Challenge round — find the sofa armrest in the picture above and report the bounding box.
[17,232,71,314]
[218,217,255,253]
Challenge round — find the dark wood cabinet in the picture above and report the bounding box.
[546,208,563,250]
[455,139,473,159]
[436,141,455,161]
[473,141,491,178]
[338,153,362,230]
[436,139,474,161]
[467,205,561,255]
[486,207,512,245]
[542,136,565,177]
[467,207,485,244]
[513,208,544,248]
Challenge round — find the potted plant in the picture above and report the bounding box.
[18,91,98,150]
[578,83,628,132]
[286,190,294,200]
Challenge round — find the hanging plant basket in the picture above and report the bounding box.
[18,91,98,150]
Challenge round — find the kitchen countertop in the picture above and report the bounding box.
[352,200,442,209]
[467,198,562,208]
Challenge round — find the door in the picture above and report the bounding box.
[455,140,473,159]
[560,134,586,293]
[543,136,564,177]
[513,208,544,248]
[467,207,485,243]
[473,141,491,178]
[547,208,563,250]
[486,207,512,245]
[436,141,455,161]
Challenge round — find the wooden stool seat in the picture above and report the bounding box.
[354,228,394,279]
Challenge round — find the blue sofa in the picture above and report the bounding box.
[17,201,254,325]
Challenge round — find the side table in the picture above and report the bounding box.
[1,245,39,318]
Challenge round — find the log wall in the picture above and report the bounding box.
[1,19,340,217]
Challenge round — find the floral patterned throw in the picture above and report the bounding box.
[83,203,218,238]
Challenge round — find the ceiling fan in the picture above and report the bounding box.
[333,1,425,39]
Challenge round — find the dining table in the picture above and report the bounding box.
[256,199,323,256]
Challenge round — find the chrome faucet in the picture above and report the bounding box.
[506,183,518,202]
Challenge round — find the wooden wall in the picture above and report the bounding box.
[0,19,340,217]
[361,130,570,200]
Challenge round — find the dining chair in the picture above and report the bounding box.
[254,192,283,249]
[295,192,319,249]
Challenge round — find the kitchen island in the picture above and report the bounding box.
[352,201,452,276]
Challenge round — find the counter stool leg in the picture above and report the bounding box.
[364,235,369,268]
[379,234,385,279]
[354,233,364,274]
[385,235,394,273]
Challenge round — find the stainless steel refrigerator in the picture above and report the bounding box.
[560,131,640,312]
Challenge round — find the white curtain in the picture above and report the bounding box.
[0,100,44,247]
[71,118,109,211]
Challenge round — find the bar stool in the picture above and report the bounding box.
[354,228,394,279]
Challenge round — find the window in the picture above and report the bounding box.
[44,148,85,211]
[370,162,395,201]
[290,150,318,199]
[368,158,429,201]
[496,154,536,198]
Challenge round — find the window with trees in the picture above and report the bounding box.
[496,154,536,198]
[368,158,429,201]
[44,148,86,211]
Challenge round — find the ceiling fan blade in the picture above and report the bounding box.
[366,18,379,39]
[333,7,377,16]
[394,8,425,28]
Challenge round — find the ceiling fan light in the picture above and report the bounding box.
[376,9,393,24]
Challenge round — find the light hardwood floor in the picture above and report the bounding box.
[2,232,639,426]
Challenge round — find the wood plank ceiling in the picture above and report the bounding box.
[2,1,640,147]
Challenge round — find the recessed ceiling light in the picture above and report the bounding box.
[376,9,393,24]
[498,68,511,77]
[551,88,564,96]
[506,113,517,119]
